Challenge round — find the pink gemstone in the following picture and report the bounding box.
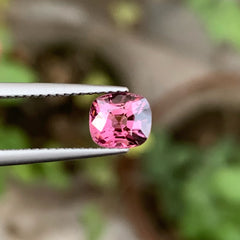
[89,92,152,148]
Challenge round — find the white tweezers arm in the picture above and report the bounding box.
[0,148,129,166]
[0,83,129,98]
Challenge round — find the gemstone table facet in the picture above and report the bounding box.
[89,92,152,148]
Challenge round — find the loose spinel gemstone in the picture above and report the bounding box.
[89,92,152,148]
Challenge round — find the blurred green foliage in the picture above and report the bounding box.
[0,26,12,55]
[0,0,9,9]
[0,27,36,83]
[109,1,142,29]
[0,123,30,193]
[0,24,72,192]
[187,0,240,50]
[0,27,37,106]
[143,131,240,240]
[10,162,71,189]
[0,60,36,83]
[80,204,106,240]
[0,123,30,149]
[83,157,117,189]
[0,123,71,192]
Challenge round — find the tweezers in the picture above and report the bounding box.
[0,83,129,166]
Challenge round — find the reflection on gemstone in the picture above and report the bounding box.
[89,92,152,148]
[91,112,107,132]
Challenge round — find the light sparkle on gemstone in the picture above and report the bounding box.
[89,92,152,148]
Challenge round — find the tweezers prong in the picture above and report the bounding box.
[0,83,129,98]
[0,148,129,166]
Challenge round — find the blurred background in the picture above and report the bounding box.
[1,0,240,239]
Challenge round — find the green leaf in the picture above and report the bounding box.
[10,165,37,183]
[211,166,240,203]
[216,223,240,240]
[0,60,37,83]
[186,0,240,50]
[0,125,30,149]
[82,71,113,86]
[109,1,142,28]
[41,162,70,189]
[203,138,236,169]
[0,26,13,55]
[80,204,106,240]
[0,168,7,195]
[0,0,10,9]
[83,157,117,189]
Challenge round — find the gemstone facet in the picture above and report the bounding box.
[89,92,152,148]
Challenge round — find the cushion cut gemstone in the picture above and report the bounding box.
[89,92,152,148]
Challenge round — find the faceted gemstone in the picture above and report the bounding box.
[89,92,152,148]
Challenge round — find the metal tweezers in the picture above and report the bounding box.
[0,83,129,166]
